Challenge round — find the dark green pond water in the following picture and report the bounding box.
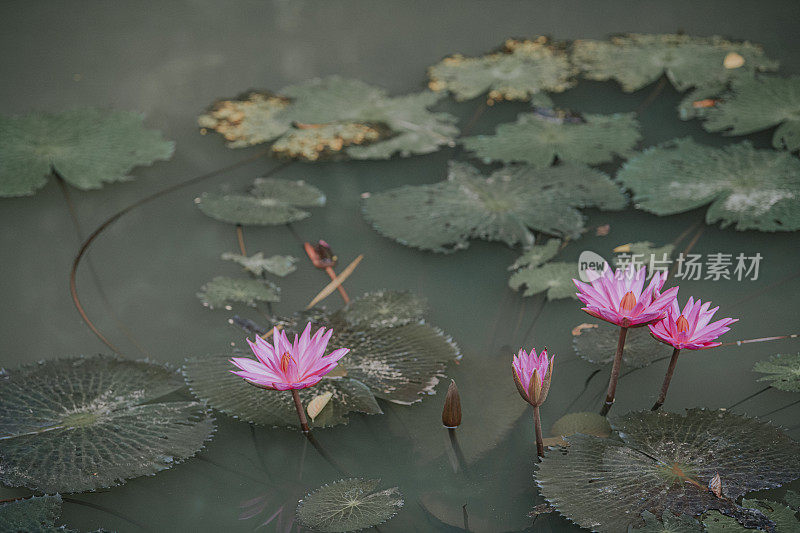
[1,1,800,531]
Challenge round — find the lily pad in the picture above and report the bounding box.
[508,262,578,300]
[296,478,403,532]
[182,353,382,428]
[571,34,778,93]
[753,353,800,392]
[196,177,325,226]
[0,108,174,197]
[509,239,562,270]
[0,495,68,532]
[573,322,673,368]
[427,37,576,103]
[463,111,641,167]
[340,290,427,329]
[362,161,626,253]
[198,77,459,160]
[221,252,297,277]
[632,511,703,532]
[0,355,215,493]
[701,76,800,152]
[197,276,280,309]
[536,409,800,532]
[617,138,800,232]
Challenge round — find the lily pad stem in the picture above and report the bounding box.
[533,405,544,459]
[652,347,681,411]
[600,326,628,416]
[291,389,310,434]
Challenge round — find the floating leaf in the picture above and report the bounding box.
[427,37,576,102]
[362,161,626,253]
[221,252,297,277]
[618,138,800,232]
[0,109,174,197]
[571,34,778,93]
[632,511,704,532]
[296,478,403,532]
[199,77,459,160]
[573,322,673,368]
[742,499,800,532]
[550,412,611,439]
[0,495,68,532]
[183,353,381,428]
[536,409,800,532]
[197,276,280,309]
[0,355,214,493]
[463,112,641,167]
[753,353,800,392]
[340,290,427,329]
[701,76,800,152]
[197,178,325,226]
[509,239,562,270]
[508,262,578,299]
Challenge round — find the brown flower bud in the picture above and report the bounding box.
[441,380,462,428]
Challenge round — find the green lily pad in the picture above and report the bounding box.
[182,353,382,429]
[463,111,641,167]
[742,499,800,532]
[427,37,576,102]
[0,355,214,493]
[0,495,69,533]
[536,409,800,532]
[572,34,778,93]
[197,276,280,309]
[340,290,427,329]
[362,161,626,253]
[0,108,174,197]
[617,138,800,232]
[509,239,562,270]
[198,77,458,160]
[297,478,403,532]
[550,412,612,439]
[221,252,297,277]
[508,261,578,300]
[196,177,325,226]
[753,353,800,392]
[632,511,703,532]
[573,322,673,368]
[701,76,800,152]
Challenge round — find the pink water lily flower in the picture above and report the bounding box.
[573,263,679,328]
[230,323,349,391]
[512,347,554,406]
[649,297,737,350]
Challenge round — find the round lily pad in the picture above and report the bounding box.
[0,495,69,533]
[196,177,325,226]
[362,161,626,253]
[753,353,800,392]
[221,252,297,277]
[197,276,280,309]
[0,108,174,197]
[573,322,673,368]
[508,261,578,300]
[536,409,800,532]
[463,111,641,168]
[340,290,427,329]
[0,355,215,493]
[618,138,800,232]
[296,478,403,532]
[427,37,576,102]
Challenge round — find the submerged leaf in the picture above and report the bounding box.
[701,76,800,152]
[463,111,641,167]
[427,37,576,102]
[296,478,403,532]
[197,178,325,226]
[572,34,778,93]
[508,262,578,300]
[0,495,67,533]
[573,322,673,368]
[618,138,800,232]
[362,161,626,253]
[221,252,297,277]
[0,356,214,493]
[0,108,174,197]
[753,353,800,392]
[536,409,800,532]
[632,511,704,532]
[340,290,427,329]
[197,276,280,309]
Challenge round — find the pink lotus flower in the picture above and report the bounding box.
[649,296,737,350]
[512,347,554,406]
[230,323,349,391]
[573,263,679,328]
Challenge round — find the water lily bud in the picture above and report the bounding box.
[441,379,462,428]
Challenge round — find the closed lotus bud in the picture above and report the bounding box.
[442,380,462,428]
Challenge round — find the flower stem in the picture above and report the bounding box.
[652,348,681,411]
[290,389,310,434]
[600,326,629,416]
[533,405,544,460]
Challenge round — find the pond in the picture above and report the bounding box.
[1,1,800,531]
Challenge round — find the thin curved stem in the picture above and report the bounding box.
[600,326,628,416]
